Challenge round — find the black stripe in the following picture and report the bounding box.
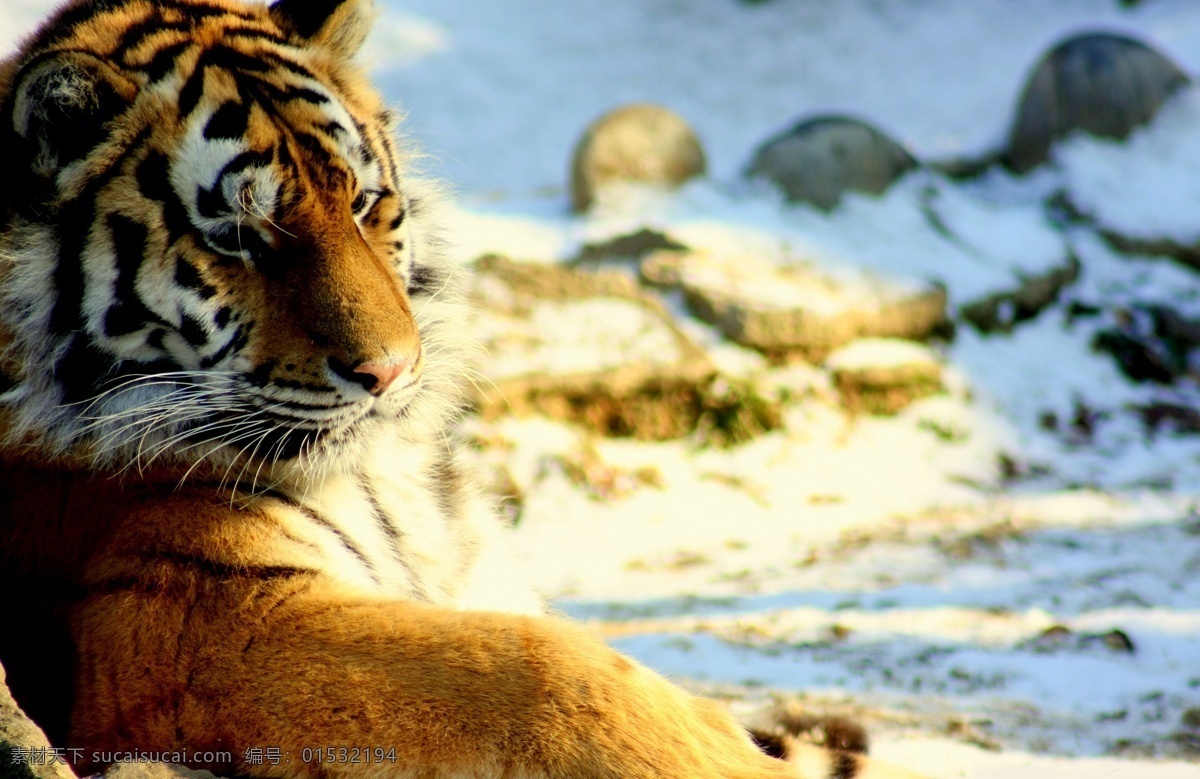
[29,0,137,49]
[196,184,229,219]
[103,213,168,337]
[203,100,251,141]
[158,0,259,24]
[407,264,445,297]
[174,257,218,299]
[197,148,277,222]
[203,44,274,76]
[831,753,860,779]
[252,48,319,82]
[261,488,380,584]
[115,18,189,56]
[47,128,152,341]
[199,323,249,368]
[178,43,277,120]
[177,60,208,119]
[204,224,271,258]
[373,122,402,191]
[359,478,429,601]
[270,378,337,393]
[247,359,278,388]
[54,335,115,404]
[140,41,190,83]
[220,147,276,179]
[179,312,209,347]
[427,455,465,526]
[135,151,192,238]
[139,551,311,581]
[223,27,289,46]
[258,398,352,414]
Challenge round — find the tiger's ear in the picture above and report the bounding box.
[10,51,137,176]
[269,0,374,59]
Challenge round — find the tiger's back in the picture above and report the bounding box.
[0,2,924,778]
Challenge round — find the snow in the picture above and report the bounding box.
[5,0,1200,776]
[1059,88,1200,244]
[477,297,683,379]
[826,338,941,371]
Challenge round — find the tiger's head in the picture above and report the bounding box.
[0,0,469,480]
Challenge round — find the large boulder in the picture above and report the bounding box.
[0,663,73,779]
[1006,32,1189,174]
[569,103,707,212]
[747,116,918,211]
[641,250,947,360]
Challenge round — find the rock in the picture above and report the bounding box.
[650,251,947,359]
[569,103,707,212]
[958,253,1081,333]
[747,115,918,210]
[104,764,220,779]
[572,228,689,267]
[473,256,781,445]
[1005,32,1189,174]
[1023,625,1136,654]
[825,339,944,415]
[1132,401,1200,437]
[0,663,74,779]
[1091,304,1200,384]
[1093,629,1135,654]
[638,249,690,289]
[1093,330,1177,384]
[1096,231,1200,271]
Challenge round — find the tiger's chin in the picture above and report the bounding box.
[69,384,422,491]
[186,404,414,485]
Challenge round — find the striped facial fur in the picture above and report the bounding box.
[0,0,469,476]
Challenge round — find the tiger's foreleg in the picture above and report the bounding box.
[68,576,796,779]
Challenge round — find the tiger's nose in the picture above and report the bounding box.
[352,360,409,396]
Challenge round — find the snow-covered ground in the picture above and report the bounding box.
[5,0,1200,776]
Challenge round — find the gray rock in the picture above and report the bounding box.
[572,228,689,267]
[103,764,220,779]
[1099,231,1200,272]
[569,104,707,212]
[0,663,75,779]
[1006,32,1189,174]
[958,253,1081,333]
[747,116,918,211]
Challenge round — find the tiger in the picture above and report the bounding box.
[0,1,928,777]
